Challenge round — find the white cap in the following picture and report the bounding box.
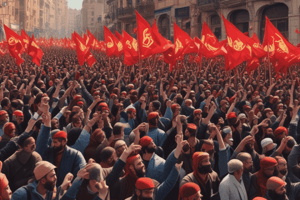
[238,113,247,119]
[261,138,277,149]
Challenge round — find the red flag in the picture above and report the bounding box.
[136,10,162,59]
[296,28,300,34]
[222,15,252,71]
[201,22,226,58]
[73,32,96,67]
[21,30,30,52]
[262,16,300,72]
[121,30,138,66]
[104,26,123,57]
[115,31,123,41]
[28,34,44,66]
[4,25,24,66]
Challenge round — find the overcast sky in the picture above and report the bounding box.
[68,0,83,10]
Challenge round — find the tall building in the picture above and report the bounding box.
[55,0,68,38]
[68,8,81,37]
[82,0,105,39]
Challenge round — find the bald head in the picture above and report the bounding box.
[114,140,127,157]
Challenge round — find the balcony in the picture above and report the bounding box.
[220,0,246,8]
[198,0,220,12]
[117,0,154,20]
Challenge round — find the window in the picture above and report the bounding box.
[91,18,94,21]
[91,11,94,16]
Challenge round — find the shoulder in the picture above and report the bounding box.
[11,187,28,199]
[32,151,42,160]
[210,170,219,179]
[157,128,165,134]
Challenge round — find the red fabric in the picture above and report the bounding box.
[3,123,15,135]
[13,110,23,117]
[136,177,155,190]
[53,131,67,139]
[136,10,162,59]
[296,28,300,34]
[73,32,96,67]
[253,198,267,200]
[115,30,123,41]
[99,102,108,107]
[201,22,226,58]
[227,112,236,119]
[121,30,138,66]
[0,110,8,116]
[274,126,288,137]
[4,25,24,66]
[28,34,44,66]
[140,136,153,147]
[87,30,102,51]
[194,109,202,115]
[192,152,209,187]
[77,101,84,106]
[266,176,285,190]
[125,154,140,175]
[179,182,200,199]
[21,30,30,52]
[104,26,123,57]
[127,108,136,113]
[148,112,159,121]
[187,123,197,130]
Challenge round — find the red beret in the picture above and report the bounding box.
[101,80,106,84]
[194,109,202,115]
[148,112,159,121]
[260,157,277,169]
[140,136,153,147]
[99,102,108,107]
[53,131,67,139]
[171,104,180,112]
[13,110,23,117]
[179,182,200,198]
[125,154,140,175]
[187,123,197,131]
[77,101,84,106]
[3,122,15,135]
[0,110,7,116]
[135,177,155,190]
[274,126,288,137]
[266,176,286,190]
[227,112,236,119]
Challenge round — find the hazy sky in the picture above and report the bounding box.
[68,0,84,10]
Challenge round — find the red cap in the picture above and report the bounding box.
[140,136,153,147]
[187,123,197,130]
[99,102,108,108]
[102,107,109,111]
[135,177,155,190]
[227,112,236,119]
[260,157,277,169]
[274,126,288,137]
[266,176,286,190]
[171,104,180,112]
[253,198,267,200]
[179,182,200,198]
[148,112,159,121]
[0,110,7,116]
[127,108,136,113]
[194,109,202,115]
[110,93,117,99]
[53,131,67,139]
[77,101,84,106]
[93,91,100,96]
[3,123,15,135]
[101,80,106,84]
[13,110,23,117]
[73,94,82,101]
[125,154,140,175]
[192,152,209,172]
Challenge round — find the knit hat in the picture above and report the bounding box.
[179,182,201,199]
[140,136,153,147]
[13,110,23,117]
[34,161,56,180]
[274,127,288,138]
[0,172,8,194]
[194,109,202,115]
[228,159,243,173]
[148,112,159,121]
[260,157,277,169]
[0,110,7,116]
[89,163,103,182]
[152,101,161,111]
[135,177,155,190]
[266,176,286,190]
[53,131,67,139]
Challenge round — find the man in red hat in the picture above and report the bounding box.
[0,172,11,200]
[11,110,24,136]
[179,182,202,200]
[35,112,86,187]
[249,157,278,199]
[264,176,287,200]
[181,152,220,200]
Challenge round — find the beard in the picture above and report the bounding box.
[280,170,287,176]
[134,167,145,178]
[198,165,212,174]
[53,145,64,153]
[244,144,253,154]
[146,146,156,154]
[265,149,274,157]
[268,190,286,200]
[44,180,55,191]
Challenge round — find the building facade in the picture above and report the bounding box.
[55,0,68,38]
[68,8,81,37]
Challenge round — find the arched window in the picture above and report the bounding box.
[230,10,249,33]
[260,3,288,41]
[211,15,221,39]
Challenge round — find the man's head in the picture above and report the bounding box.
[221,126,233,146]
[88,163,104,192]
[18,135,36,153]
[114,140,127,157]
[260,157,278,178]
[126,154,146,178]
[149,101,161,112]
[185,123,197,138]
[0,173,11,200]
[148,112,159,127]
[266,176,287,200]
[140,136,156,155]
[51,131,67,153]
[135,177,155,200]
[34,161,57,191]
[99,147,117,167]
[193,109,202,125]
[3,122,15,138]
[200,140,215,161]
[274,127,288,141]
[228,159,243,180]
[274,156,287,178]
[113,123,125,139]
[237,152,253,173]
[12,110,24,124]
[126,106,136,119]
[51,118,60,130]
[192,152,212,175]
[0,110,9,125]
[179,182,202,200]
[261,138,277,155]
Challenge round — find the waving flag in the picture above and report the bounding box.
[73,32,96,67]
[4,25,24,66]
[21,30,30,52]
[28,34,44,66]
[121,30,138,66]
[104,26,123,57]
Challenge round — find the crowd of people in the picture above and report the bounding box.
[0,46,298,200]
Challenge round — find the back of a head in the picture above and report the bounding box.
[67,127,82,146]
[113,122,123,136]
[99,147,115,163]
